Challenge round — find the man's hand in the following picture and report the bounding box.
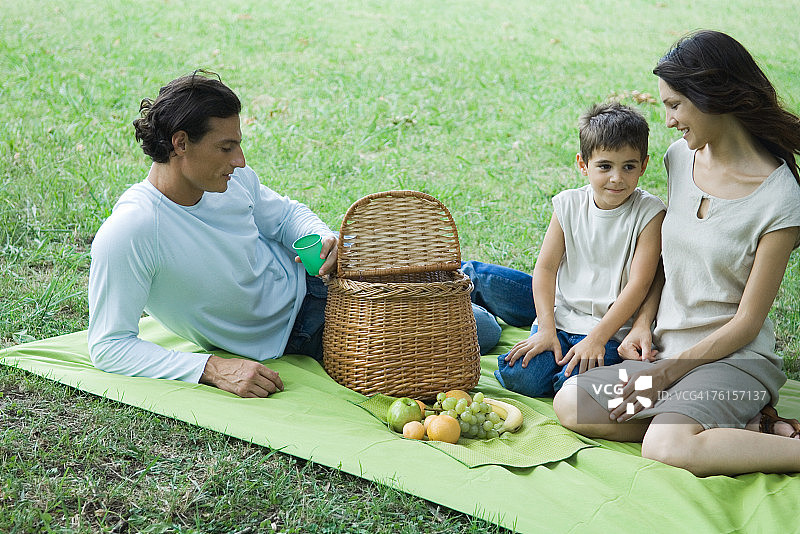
[317,235,338,275]
[295,234,338,276]
[200,355,284,398]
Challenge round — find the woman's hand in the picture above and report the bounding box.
[557,335,607,377]
[608,360,675,422]
[618,324,659,361]
[505,329,561,368]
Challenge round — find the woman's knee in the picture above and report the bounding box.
[555,383,650,441]
[641,415,705,473]
[553,384,581,429]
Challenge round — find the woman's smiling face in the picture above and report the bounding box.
[658,78,726,150]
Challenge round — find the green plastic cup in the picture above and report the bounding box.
[292,233,326,276]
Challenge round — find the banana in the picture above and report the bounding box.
[483,397,523,433]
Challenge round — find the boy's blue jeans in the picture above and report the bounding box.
[286,260,536,360]
[495,325,623,397]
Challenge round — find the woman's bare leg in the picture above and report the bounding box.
[553,383,650,442]
[642,413,800,476]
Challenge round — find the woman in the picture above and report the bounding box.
[553,30,800,476]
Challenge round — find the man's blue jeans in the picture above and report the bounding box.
[285,273,329,360]
[495,325,623,397]
[459,260,535,352]
[287,261,536,360]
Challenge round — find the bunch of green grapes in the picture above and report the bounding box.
[432,391,503,439]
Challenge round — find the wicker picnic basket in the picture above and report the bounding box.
[322,190,480,399]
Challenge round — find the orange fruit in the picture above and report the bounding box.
[423,414,437,432]
[415,399,427,413]
[445,390,472,404]
[426,415,461,444]
[403,421,425,440]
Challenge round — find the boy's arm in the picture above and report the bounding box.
[617,258,664,361]
[560,211,665,375]
[506,212,564,366]
[87,207,212,383]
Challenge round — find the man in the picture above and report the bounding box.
[89,71,341,398]
[88,71,533,398]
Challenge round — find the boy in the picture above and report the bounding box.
[495,102,665,397]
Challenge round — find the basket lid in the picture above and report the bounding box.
[336,190,462,278]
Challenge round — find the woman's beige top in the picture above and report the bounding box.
[654,140,800,401]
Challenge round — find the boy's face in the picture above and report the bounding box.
[577,146,649,210]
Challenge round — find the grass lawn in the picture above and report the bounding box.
[2,0,800,531]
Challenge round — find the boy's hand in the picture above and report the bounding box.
[618,325,659,362]
[557,336,607,377]
[505,329,562,368]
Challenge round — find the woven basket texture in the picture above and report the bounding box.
[323,191,480,399]
[336,190,462,278]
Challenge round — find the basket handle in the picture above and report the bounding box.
[336,190,462,278]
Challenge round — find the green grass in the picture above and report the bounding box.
[0,366,507,533]
[2,0,800,531]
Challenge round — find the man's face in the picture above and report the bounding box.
[178,115,246,198]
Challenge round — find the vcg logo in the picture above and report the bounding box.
[591,368,653,415]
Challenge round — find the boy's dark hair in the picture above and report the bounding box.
[133,70,242,163]
[579,102,649,163]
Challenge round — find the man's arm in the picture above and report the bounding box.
[249,173,336,250]
[88,209,212,382]
[248,172,339,276]
[89,214,284,398]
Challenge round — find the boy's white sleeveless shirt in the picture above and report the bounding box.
[551,184,665,341]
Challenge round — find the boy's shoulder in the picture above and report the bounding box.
[629,187,666,211]
[552,185,665,211]
[552,184,592,203]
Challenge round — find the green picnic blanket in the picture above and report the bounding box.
[2,317,799,533]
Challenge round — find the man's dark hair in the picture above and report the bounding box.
[133,70,242,163]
